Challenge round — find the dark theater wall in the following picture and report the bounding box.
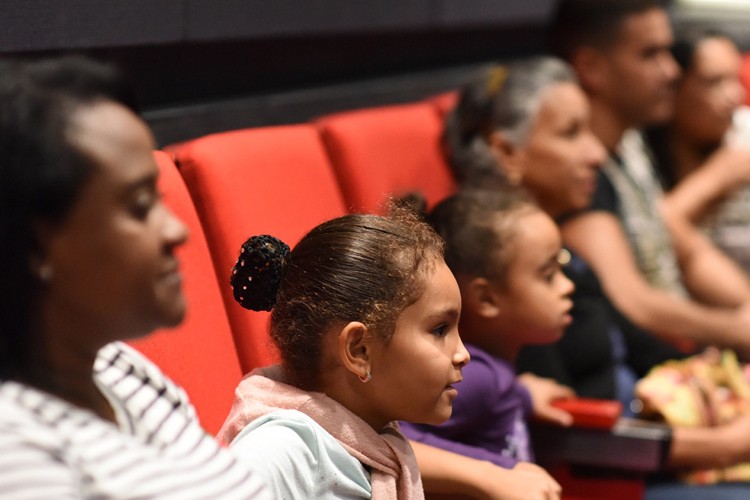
[2,0,747,145]
[0,0,554,50]
[0,0,558,144]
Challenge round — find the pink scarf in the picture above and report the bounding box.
[218,365,424,500]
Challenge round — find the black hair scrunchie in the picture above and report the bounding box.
[231,234,290,311]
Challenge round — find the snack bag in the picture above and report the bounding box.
[635,348,750,483]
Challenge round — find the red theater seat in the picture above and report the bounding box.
[425,90,459,119]
[742,53,750,106]
[128,151,244,435]
[171,125,348,372]
[317,102,457,214]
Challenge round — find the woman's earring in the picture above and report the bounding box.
[507,170,523,186]
[359,370,372,383]
[37,263,53,283]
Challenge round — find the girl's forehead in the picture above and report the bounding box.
[399,259,460,316]
[488,204,538,239]
[494,210,560,263]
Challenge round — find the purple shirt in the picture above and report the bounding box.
[400,344,534,469]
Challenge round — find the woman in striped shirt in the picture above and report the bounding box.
[0,56,269,499]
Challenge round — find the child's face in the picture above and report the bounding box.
[492,210,574,345]
[366,260,469,426]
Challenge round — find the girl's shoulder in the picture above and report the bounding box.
[231,409,372,499]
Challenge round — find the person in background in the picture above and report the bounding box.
[219,208,470,499]
[400,187,575,490]
[550,0,750,360]
[647,28,750,274]
[0,56,269,499]
[441,43,750,500]
[443,56,681,405]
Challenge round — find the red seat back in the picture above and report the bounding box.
[171,125,348,372]
[128,151,244,435]
[317,102,457,214]
[741,53,750,106]
[425,90,459,119]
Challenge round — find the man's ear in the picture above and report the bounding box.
[488,130,524,185]
[337,321,371,380]
[464,276,502,319]
[570,46,608,95]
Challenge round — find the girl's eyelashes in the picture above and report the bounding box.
[540,249,570,283]
[431,323,450,338]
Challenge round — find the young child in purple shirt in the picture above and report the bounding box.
[401,186,575,469]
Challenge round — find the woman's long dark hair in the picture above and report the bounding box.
[0,56,136,380]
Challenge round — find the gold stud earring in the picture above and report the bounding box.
[37,263,53,283]
[507,170,523,186]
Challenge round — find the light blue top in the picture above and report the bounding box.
[230,409,372,499]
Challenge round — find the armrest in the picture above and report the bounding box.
[551,397,623,430]
[532,399,672,473]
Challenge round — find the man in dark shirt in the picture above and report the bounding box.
[548,0,750,359]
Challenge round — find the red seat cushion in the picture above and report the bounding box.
[171,125,347,372]
[741,54,750,106]
[552,465,645,500]
[317,102,457,214]
[128,151,243,435]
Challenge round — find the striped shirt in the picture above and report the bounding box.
[0,342,271,499]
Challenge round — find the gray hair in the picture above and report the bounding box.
[491,56,577,145]
[444,56,577,186]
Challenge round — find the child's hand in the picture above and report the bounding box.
[488,462,561,500]
[470,461,561,500]
[518,373,575,427]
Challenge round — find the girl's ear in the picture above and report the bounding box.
[337,321,371,380]
[488,130,524,185]
[464,276,502,319]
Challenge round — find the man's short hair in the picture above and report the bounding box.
[549,0,673,60]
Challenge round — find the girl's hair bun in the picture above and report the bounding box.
[231,234,290,311]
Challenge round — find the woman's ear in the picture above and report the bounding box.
[29,220,55,283]
[488,130,524,185]
[337,321,372,381]
[463,276,502,319]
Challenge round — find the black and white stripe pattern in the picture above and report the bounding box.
[0,342,270,499]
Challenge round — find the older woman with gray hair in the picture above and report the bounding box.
[445,56,603,220]
[428,54,750,500]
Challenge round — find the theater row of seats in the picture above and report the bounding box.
[129,92,654,500]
